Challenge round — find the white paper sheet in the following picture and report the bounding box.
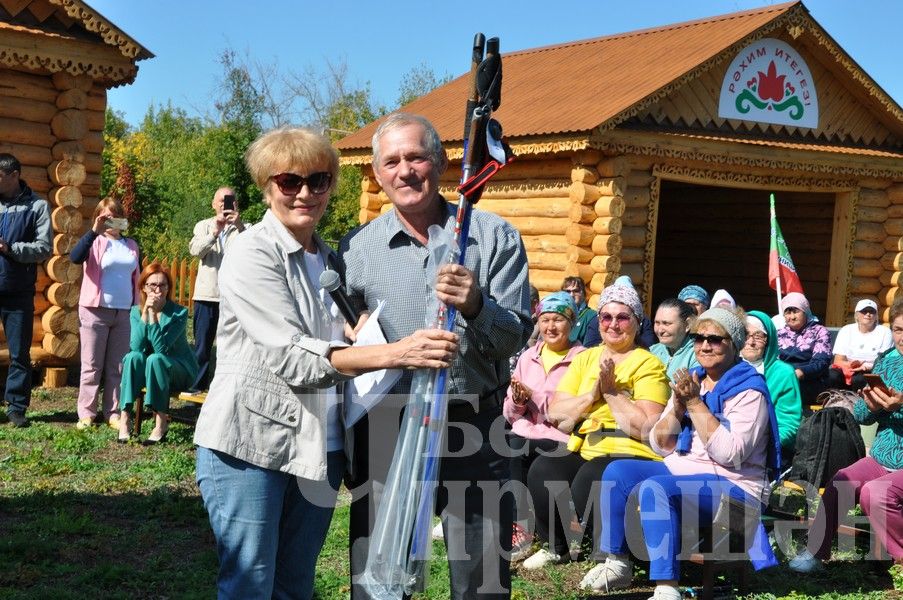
[343,300,402,428]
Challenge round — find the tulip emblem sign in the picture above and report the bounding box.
[718,38,819,129]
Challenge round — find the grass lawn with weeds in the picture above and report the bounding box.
[0,387,899,599]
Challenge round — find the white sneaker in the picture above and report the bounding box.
[431,521,444,541]
[579,555,634,591]
[522,548,568,570]
[788,549,824,573]
[648,584,682,600]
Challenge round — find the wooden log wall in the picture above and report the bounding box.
[879,184,903,321]
[0,68,106,365]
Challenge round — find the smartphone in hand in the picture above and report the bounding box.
[104,217,129,230]
[223,194,236,213]
[863,373,890,393]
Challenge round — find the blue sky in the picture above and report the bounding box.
[88,0,902,127]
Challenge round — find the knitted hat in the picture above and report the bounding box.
[599,283,643,318]
[699,307,746,352]
[538,291,577,323]
[614,275,634,288]
[678,284,710,307]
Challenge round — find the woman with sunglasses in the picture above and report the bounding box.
[118,262,198,444]
[192,127,457,600]
[649,297,699,379]
[521,283,670,571]
[826,299,892,392]
[586,307,781,598]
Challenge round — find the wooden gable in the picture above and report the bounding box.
[628,12,903,149]
[0,0,152,86]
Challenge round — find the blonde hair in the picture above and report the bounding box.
[92,196,125,221]
[244,127,339,204]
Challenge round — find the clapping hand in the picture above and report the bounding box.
[594,357,616,402]
[670,368,702,412]
[510,378,533,407]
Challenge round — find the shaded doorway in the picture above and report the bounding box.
[651,182,834,319]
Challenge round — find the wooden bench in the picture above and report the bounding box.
[132,390,206,434]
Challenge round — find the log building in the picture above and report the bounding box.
[335,1,903,326]
[0,0,150,382]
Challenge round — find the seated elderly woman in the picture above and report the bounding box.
[777,292,832,404]
[584,276,656,349]
[585,307,781,599]
[678,284,710,317]
[521,283,670,571]
[789,298,903,573]
[118,262,198,444]
[649,298,699,379]
[742,310,803,457]
[192,127,457,599]
[827,298,892,392]
[710,289,737,309]
[504,291,584,559]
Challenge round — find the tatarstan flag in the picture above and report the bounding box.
[768,193,804,295]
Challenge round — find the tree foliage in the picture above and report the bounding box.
[102,52,450,257]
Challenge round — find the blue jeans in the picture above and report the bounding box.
[196,447,343,600]
[600,460,756,581]
[0,291,34,414]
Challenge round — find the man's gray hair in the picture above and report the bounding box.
[371,113,444,166]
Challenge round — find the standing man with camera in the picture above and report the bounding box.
[340,114,532,599]
[186,186,244,396]
[0,153,52,427]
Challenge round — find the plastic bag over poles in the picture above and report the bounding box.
[359,34,514,600]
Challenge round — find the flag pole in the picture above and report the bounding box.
[770,193,783,313]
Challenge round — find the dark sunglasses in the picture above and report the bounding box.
[599,312,632,326]
[691,333,728,346]
[270,172,332,195]
[859,308,877,315]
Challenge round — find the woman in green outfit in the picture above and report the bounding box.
[118,262,198,444]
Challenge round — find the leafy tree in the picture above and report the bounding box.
[100,51,454,257]
[100,108,129,196]
[397,62,453,108]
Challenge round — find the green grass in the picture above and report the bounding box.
[0,387,898,599]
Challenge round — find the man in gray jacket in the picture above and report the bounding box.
[0,153,52,427]
[186,186,244,394]
[341,114,531,599]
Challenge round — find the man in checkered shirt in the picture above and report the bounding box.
[340,113,532,599]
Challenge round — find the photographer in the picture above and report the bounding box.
[186,187,244,395]
[70,197,140,430]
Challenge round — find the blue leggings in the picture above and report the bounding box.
[600,460,756,581]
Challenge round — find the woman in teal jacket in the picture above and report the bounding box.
[118,262,198,444]
[742,309,803,456]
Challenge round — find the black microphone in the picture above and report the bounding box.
[319,269,359,326]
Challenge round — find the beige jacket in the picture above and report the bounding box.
[189,216,243,301]
[193,210,350,480]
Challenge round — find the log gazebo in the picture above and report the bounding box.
[336,1,903,327]
[0,0,151,385]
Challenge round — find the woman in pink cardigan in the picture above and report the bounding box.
[70,197,140,429]
[504,291,585,560]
